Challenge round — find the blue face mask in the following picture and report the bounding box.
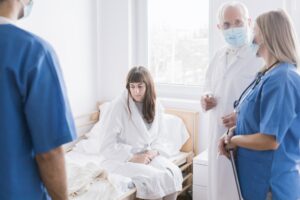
[250,42,260,56]
[20,0,34,18]
[223,27,248,48]
[249,33,261,56]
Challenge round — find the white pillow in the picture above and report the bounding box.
[160,113,190,156]
[84,102,111,137]
[72,102,112,154]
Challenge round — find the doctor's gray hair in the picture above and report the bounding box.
[126,66,156,123]
[256,9,300,67]
[217,1,249,24]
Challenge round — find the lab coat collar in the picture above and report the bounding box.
[0,16,16,25]
[225,44,250,59]
[237,44,252,59]
[218,44,251,75]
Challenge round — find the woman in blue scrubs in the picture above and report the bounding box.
[219,10,300,200]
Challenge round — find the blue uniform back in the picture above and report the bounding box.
[0,24,76,200]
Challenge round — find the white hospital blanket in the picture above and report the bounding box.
[66,151,133,200]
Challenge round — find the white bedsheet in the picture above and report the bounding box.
[66,151,133,200]
[66,147,189,200]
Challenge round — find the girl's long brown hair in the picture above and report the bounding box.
[126,66,156,123]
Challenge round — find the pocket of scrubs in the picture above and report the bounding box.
[236,154,271,200]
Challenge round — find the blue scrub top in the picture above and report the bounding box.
[235,62,300,200]
[0,24,76,199]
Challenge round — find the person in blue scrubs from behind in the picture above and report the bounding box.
[218,9,300,200]
[0,0,76,200]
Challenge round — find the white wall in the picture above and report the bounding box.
[19,0,98,116]
[97,0,300,153]
[17,0,297,152]
[285,0,300,37]
[97,0,132,101]
[29,0,292,116]
[17,0,299,151]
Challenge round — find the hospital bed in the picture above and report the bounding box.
[65,103,199,200]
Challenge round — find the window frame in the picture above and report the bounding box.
[131,0,213,100]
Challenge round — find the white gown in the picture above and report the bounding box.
[204,45,263,200]
[95,92,183,199]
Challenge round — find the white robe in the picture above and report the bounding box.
[204,45,263,200]
[97,92,183,199]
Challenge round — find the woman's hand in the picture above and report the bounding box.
[129,153,152,164]
[129,150,158,164]
[145,150,159,160]
[218,127,237,158]
[222,112,237,129]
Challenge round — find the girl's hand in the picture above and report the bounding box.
[129,153,152,164]
[129,150,159,164]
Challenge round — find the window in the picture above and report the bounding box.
[148,0,209,86]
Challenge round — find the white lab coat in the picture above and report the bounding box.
[204,45,263,200]
[98,91,183,199]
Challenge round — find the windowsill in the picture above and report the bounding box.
[159,97,202,111]
[156,83,204,100]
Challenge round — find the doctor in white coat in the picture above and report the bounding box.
[201,2,263,200]
[98,67,182,200]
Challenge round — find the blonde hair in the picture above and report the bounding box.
[217,1,249,24]
[256,9,300,67]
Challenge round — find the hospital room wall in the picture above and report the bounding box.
[97,0,132,102]
[19,0,99,116]
[98,0,300,100]
[97,0,300,153]
[15,0,300,152]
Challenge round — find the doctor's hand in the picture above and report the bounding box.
[218,127,237,158]
[129,153,153,165]
[222,112,237,129]
[201,95,217,111]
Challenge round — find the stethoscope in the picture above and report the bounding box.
[233,61,280,112]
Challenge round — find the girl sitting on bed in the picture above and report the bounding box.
[98,66,183,200]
